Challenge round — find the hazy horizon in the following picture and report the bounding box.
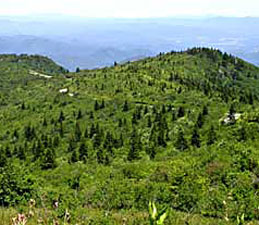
[0,1,259,70]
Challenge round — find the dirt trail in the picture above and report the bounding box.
[29,70,52,79]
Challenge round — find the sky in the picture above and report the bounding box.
[0,0,258,18]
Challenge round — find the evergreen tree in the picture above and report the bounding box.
[146,144,156,160]
[103,132,113,155]
[77,109,83,119]
[89,111,94,119]
[157,129,166,147]
[207,125,217,145]
[94,100,99,111]
[5,146,12,158]
[52,136,60,147]
[58,110,65,123]
[144,105,149,114]
[74,122,82,141]
[202,105,209,116]
[177,106,185,118]
[41,148,57,169]
[147,115,152,128]
[93,132,102,149]
[191,126,201,148]
[70,149,78,163]
[17,146,26,160]
[97,148,104,164]
[175,129,188,151]
[43,117,48,126]
[196,112,204,128]
[100,99,105,109]
[123,100,129,112]
[127,128,141,161]
[78,142,88,162]
[0,148,6,167]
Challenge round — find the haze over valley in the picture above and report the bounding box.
[1,16,259,70]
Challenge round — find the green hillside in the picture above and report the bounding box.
[0,48,259,225]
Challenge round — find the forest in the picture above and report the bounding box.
[0,48,259,224]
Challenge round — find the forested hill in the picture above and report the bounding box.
[0,54,67,74]
[0,48,259,225]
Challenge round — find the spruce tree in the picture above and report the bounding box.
[0,148,6,167]
[207,125,217,145]
[175,128,188,151]
[196,112,204,128]
[177,106,185,118]
[191,126,201,148]
[127,128,141,161]
[78,142,88,162]
[58,110,65,123]
[77,109,83,119]
[41,148,57,169]
[94,100,99,111]
[123,100,129,112]
[74,122,82,141]
[70,149,78,163]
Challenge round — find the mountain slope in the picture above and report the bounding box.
[0,48,259,224]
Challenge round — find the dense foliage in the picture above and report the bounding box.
[0,48,259,224]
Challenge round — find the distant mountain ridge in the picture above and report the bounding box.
[0,16,259,70]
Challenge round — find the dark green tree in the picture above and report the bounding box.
[41,148,57,169]
[191,126,201,148]
[70,149,78,163]
[177,106,185,118]
[196,112,204,128]
[127,128,141,161]
[175,129,188,151]
[78,142,88,162]
[207,125,217,145]
[123,100,129,112]
[74,122,82,141]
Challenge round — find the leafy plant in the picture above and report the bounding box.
[148,201,168,225]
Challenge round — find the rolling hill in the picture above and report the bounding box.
[0,48,259,224]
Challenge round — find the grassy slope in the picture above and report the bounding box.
[0,49,259,224]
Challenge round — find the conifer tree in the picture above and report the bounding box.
[41,148,57,169]
[77,109,83,119]
[0,148,6,167]
[58,110,65,123]
[191,126,201,148]
[78,142,88,162]
[97,148,104,164]
[94,100,99,111]
[147,115,152,128]
[43,117,47,126]
[146,144,156,160]
[5,146,12,158]
[127,128,141,161]
[177,106,185,118]
[17,146,26,160]
[74,122,82,141]
[70,149,78,163]
[175,128,188,151]
[207,125,217,145]
[123,100,129,112]
[202,105,209,116]
[196,112,204,128]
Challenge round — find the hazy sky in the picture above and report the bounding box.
[0,0,258,18]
